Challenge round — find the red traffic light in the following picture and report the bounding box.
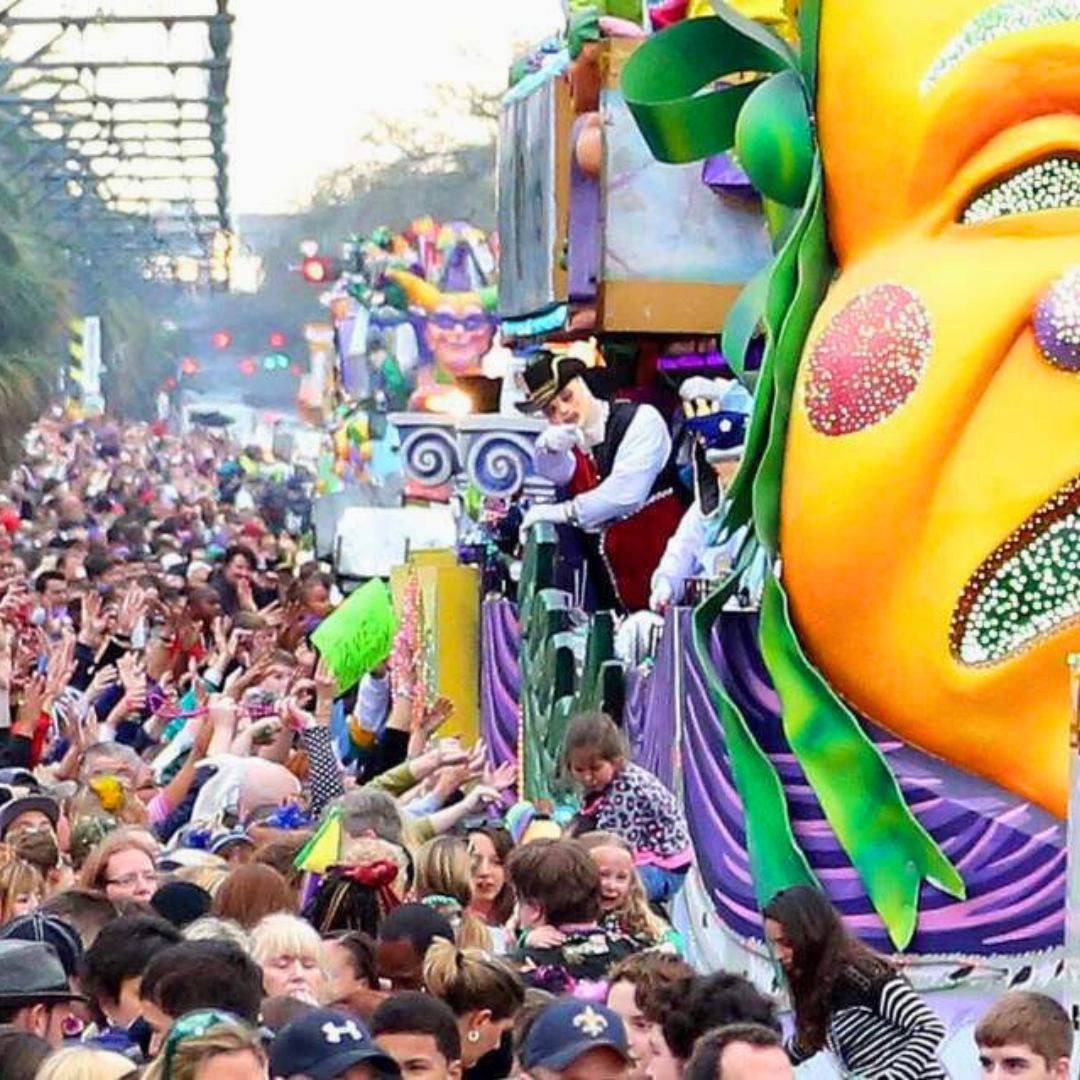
[212,330,233,350]
[164,377,178,390]
[301,256,335,285]
[289,363,304,377]
[268,331,288,349]
[239,357,258,376]
[180,357,200,376]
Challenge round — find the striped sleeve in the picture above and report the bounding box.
[876,976,946,1080]
[783,1035,815,1066]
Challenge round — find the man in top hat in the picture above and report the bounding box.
[519,340,686,612]
[520,1000,631,1080]
[651,378,760,613]
[0,939,86,1046]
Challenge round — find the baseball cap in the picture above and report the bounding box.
[270,1009,400,1080]
[0,913,83,978]
[522,1001,630,1072]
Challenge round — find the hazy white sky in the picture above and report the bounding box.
[229,0,563,215]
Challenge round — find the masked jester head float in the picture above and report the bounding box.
[624,0,1080,946]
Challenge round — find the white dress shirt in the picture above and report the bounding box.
[532,402,672,531]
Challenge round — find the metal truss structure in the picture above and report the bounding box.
[0,0,232,274]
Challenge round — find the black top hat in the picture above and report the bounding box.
[517,350,589,414]
[0,940,86,1004]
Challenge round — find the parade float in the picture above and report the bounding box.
[310,9,1079,1068]
[471,0,1080,1073]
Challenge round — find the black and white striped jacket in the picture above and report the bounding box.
[787,966,948,1079]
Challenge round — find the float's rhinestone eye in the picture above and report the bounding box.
[960,156,1080,225]
[1034,266,1080,373]
[804,284,933,437]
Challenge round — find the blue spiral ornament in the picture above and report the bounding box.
[466,432,535,498]
[401,426,460,488]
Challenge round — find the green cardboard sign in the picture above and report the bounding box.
[312,579,397,692]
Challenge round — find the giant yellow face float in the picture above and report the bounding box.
[622,0,1079,944]
[783,0,1080,817]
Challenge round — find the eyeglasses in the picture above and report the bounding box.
[105,870,159,889]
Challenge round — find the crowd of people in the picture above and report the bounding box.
[0,415,1070,1080]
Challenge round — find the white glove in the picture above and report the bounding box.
[649,577,675,614]
[536,425,582,455]
[521,502,571,533]
[680,376,732,403]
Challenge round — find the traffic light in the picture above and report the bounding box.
[212,330,233,350]
[300,256,338,285]
[268,331,288,349]
[263,353,290,371]
[180,357,200,376]
[239,357,258,376]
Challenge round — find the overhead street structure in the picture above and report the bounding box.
[0,0,233,278]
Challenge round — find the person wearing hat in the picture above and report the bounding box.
[0,792,60,842]
[0,911,84,983]
[518,341,686,613]
[520,1000,631,1080]
[650,378,762,614]
[270,1007,401,1080]
[0,939,86,1047]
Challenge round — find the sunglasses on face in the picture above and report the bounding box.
[429,312,490,332]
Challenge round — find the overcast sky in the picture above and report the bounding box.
[228,0,563,215]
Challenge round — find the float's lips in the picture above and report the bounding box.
[952,474,1080,667]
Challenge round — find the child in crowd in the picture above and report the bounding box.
[563,713,692,903]
[578,833,680,952]
[507,838,638,998]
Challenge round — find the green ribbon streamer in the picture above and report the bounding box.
[759,575,966,947]
[621,15,791,165]
[692,543,817,902]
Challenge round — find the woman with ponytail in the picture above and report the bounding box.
[423,936,524,1080]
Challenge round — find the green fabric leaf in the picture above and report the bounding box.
[758,575,965,948]
[692,543,817,902]
[621,15,791,165]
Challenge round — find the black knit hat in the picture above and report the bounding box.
[150,881,212,928]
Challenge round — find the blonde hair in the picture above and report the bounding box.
[140,1019,266,1080]
[423,937,524,1020]
[77,827,159,893]
[250,912,324,969]
[578,832,669,943]
[414,837,491,951]
[183,916,252,952]
[172,863,230,898]
[35,1046,134,1080]
[0,858,43,921]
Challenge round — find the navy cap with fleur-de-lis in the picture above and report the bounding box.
[522,1000,630,1072]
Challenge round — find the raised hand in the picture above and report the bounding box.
[484,760,518,793]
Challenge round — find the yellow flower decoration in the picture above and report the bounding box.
[89,775,126,813]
